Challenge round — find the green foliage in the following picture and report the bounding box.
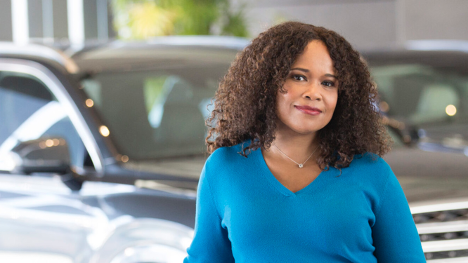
[219,1,248,37]
[111,0,248,38]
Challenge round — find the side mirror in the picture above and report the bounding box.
[9,137,83,191]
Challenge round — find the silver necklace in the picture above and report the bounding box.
[273,143,319,168]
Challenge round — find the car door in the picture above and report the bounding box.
[0,58,194,263]
[0,58,105,262]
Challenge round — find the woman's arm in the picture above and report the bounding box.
[184,164,235,262]
[372,172,426,262]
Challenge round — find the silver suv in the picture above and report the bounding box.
[0,37,246,263]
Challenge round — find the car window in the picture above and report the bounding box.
[371,64,468,125]
[81,64,227,160]
[0,71,89,172]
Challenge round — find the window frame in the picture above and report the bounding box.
[0,58,104,175]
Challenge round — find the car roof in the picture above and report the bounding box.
[70,35,250,56]
[0,36,250,75]
[360,41,468,74]
[69,36,250,74]
[0,41,79,74]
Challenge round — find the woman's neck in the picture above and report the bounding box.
[270,130,319,161]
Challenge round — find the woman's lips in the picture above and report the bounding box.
[295,105,322,116]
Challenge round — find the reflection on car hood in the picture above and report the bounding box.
[384,147,468,203]
[122,155,207,180]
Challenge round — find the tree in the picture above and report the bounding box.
[111,0,248,39]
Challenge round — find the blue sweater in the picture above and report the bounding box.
[184,143,425,262]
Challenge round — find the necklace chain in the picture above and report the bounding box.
[273,143,319,168]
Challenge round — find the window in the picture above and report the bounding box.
[0,71,88,172]
[81,64,226,160]
[371,64,468,125]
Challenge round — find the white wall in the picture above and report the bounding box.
[242,0,468,49]
[0,0,112,43]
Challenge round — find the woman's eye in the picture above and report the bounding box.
[292,74,307,81]
[322,81,335,87]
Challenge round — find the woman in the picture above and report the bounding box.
[184,22,425,262]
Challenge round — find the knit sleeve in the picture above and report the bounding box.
[184,161,235,263]
[372,169,426,262]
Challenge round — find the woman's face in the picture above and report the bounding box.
[276,40,338,136]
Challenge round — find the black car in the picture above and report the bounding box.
[0,38,467,262]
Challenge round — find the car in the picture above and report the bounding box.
[0,37,467,262]
[0,37,247,263]
[363,41,468,261]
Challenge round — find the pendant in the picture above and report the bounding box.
[298,164,303,168]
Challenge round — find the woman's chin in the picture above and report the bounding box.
[281,126,322,136]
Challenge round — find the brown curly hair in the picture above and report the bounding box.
[206,21,391,170]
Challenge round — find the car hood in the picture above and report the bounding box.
[122,156,206,181]
[123,146,468,204]
[383,146,468,203]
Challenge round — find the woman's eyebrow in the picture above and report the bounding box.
[325,73,337,79]
[291,68,337,79]
[291,67,309,73]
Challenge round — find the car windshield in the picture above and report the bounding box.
[81,56,232,160]
[368,59,468,149]
[370,63,468,125]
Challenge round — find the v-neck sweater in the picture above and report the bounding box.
[184,142,425,262]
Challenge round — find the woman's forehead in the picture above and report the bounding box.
[292,41,335,74]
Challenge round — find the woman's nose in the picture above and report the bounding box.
[303,82,322,101]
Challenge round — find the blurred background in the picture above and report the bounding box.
[1,0,468,48]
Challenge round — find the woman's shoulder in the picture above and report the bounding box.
[350,152,391,170]
[346,152,394,183]
[202,141,255,187]
[205,141,252,168]
[208,142,245,160]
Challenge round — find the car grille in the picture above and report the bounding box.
[411,200,468,262]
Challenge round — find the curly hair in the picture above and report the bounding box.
[206,21,391,170]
